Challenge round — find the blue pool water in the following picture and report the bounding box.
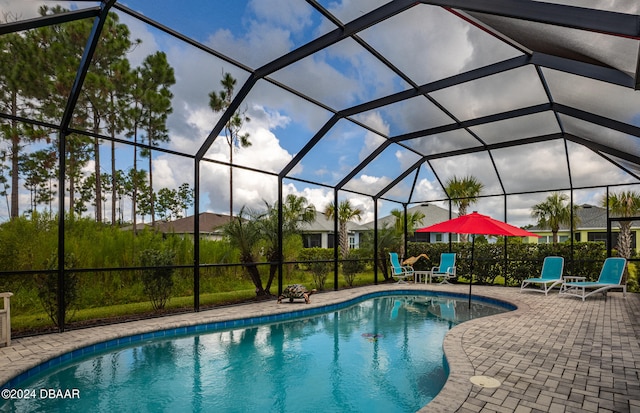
[1,292,512,413]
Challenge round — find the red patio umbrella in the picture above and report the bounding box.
[416,212,540,307]
[416,211,539,238]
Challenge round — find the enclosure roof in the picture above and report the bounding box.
[2,1,640,224]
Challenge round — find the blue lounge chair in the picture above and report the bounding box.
[389,252,414,283]
[520,256,564,295]
[430,253,456,284]
[559,257,627,301]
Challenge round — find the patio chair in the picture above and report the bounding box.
[389,252,414,283]
[430,253,456,284]
[559,257,627,301]
[520,256,564,295]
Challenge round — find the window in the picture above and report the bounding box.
[588,231,637,250]
[587,232,607,244]
[303,233,321,248]
[435,233,442,242]
[327,233,335,249]
[409,232,430,242]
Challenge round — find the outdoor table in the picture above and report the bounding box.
[563,276,586,282]
[414,271,432,284]
[560,276,586,294]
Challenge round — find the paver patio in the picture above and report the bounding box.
[0,284,638,412]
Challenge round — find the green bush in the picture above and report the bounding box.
[407,240,613,287]
[300,248,333,290]
[342,250,366,287]
[139,249,176,310]
[35,252,80,327]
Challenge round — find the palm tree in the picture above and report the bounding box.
[209,72,251,218]
[222,206,265,296]
[531,192,577,244]
[359,222,401,282]
[260,194,316,294]
[602,190,640,260]
[444,175,483,242]
[390,208,425,257]
[282,194,317,233]
[323,200,363,259]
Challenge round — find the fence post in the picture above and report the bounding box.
[0,292,13,347]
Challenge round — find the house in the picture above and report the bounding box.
[299,212,368,249]
[359,204,460,243]
[298,204,461,250]
[153,212,233,241]
[529,204,639,253]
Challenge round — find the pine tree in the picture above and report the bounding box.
[136,52,175,227]
[0,26,47,218]
[82,12,134,223]
[209,72,250,218]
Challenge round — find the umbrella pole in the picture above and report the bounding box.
[468,234,475,309]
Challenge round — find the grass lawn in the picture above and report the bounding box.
[10,270,389,336]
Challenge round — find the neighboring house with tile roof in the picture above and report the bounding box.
[153,212,233,241]
[299,204,461,250]
[528,204,639,253]
[360,204,461,243]
[133,204,638,253]
[299,211,369,249]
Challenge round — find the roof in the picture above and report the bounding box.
[360,204,457,230]
[154,213,232,234]
[300,211,369,233]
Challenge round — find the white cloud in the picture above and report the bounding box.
[358,113,389,161]
[248,0,313,33]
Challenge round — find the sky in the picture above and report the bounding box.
[1,0,640,227]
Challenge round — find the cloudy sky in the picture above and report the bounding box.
[2,0,640,226]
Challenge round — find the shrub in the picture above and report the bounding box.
[406,240,614,287]
[139,249,176,310]
[35,252,80,327]
[342,250,366,287]
[301,248,332,290]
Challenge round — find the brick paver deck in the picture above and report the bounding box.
[1,284,638,412]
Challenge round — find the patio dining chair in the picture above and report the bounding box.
[389,252,414,283]
[430,253,457,284]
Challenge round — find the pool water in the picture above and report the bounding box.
[1,294,510,413]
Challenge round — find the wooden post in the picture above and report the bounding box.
[0,292,13,347]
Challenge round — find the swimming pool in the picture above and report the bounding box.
[1,292,513,412]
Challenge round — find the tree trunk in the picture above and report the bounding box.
[148,133,155,227]
[377,252,391,281]
[68,148,76,218]
[244,259,266,296]
[617,222,632,285]
[10,92,19,219]
[111,139,116,225]
[265,264,277,295]
[617,222,632,259]
[339,221,348,259]
[229,141,233,218]
[93,114,102,223]
[132,125,138,234]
